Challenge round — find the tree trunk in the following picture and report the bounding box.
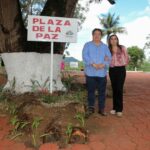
[65,0,78,17]
[0,0,25,53]
[0,0,78,54]
[36,0,78,54]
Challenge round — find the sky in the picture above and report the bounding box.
[66,0,150,60]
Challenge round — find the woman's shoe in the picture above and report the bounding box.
[116,112,123,117]
[110,110,116,115]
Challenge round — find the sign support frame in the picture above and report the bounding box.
[27,15,78,94]
[50,42,54,94]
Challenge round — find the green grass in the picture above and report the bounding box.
[41,90,86,104]
[127,61,150,72]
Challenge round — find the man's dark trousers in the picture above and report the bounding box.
[86,76,107,112]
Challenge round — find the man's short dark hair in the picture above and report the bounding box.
[92,28,103,35]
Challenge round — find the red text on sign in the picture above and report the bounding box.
[36,33,59,40]
[32,18,71,26]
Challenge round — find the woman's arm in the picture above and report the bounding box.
[122,46,129,65]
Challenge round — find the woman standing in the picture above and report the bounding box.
[108,34,129,117]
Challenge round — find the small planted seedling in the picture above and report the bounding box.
[31,117,42,147]
[9,104,17,115]
[75,112,85,127]
[10,115,30,140]
[65,123,73,144]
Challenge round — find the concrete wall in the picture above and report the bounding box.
[1,52,65,93]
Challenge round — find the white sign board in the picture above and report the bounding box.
[27,15,78,43]
[70,62,79,68]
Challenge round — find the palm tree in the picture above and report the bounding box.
[99,13,126,41]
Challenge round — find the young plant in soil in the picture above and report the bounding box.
[41,94,59,104]
[75,112,85,127]
[10,115,30,140]
[8,103,30,139]
[31,117,42,147]
[0,85,6,102]
[65,123,73,144]
[28,77,49,93]
[8,103,17,116]
[62,73,77,92]
[6,77,16,94]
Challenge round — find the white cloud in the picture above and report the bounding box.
[118,16,150,49]
[133,0,150,17]
[138,6,150,16]
[120,1,150,23]
[83,0,113,29]
[118,16,150,60]
[67,1,150,61]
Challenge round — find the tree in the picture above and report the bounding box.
[144,34,150,49]
[0,0,26,53]
[99,13,126,41]
[0,0,116,54]
[127,46,145,70]
[20,0,47,26]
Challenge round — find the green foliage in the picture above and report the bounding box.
[0,86,6,102]
[31,117,42,130]
[20,121,30,130]
[19,0,47,26]
[41,89,86,104]
[1,77,16,95]
[127,46,145,70]
[64,61,84,71]
[74,2,89,30]
[65,123,73,143]
[138,61,150,72]
[18,0,116,54]
[99,12,126,40]
[73,90,86,104]
[19,0,88,29]
[65,112,86,144]
[29,77,49,92]
[144,34,150,49]
[31,117,42,147]
[62,74,76,91]
[8,104,17,116]
[107,0,116,4]
[10,115,30,139]
[10,132,23,140]
[63,51,70,59]
[10,116,30,131]
[41,94,58,104]
[90,0,116,5]
[6,77,16,94]
[75,112,85,127]
[10,115,19,128]
[6,103,30,140]
[9,103,30,137]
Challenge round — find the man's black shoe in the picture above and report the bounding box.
[85,108,95,119]
[98,110,107,116]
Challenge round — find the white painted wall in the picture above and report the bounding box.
[1,52,65,93]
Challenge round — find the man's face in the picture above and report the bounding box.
[93,30,102,42]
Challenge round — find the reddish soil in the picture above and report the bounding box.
[0,72,150,150]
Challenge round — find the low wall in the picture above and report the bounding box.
[1,52,65,93]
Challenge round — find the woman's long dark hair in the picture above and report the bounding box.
[108,34,123,54]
